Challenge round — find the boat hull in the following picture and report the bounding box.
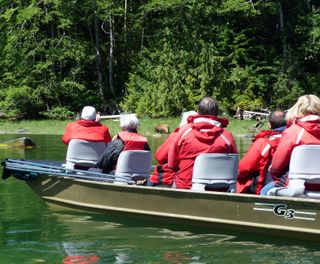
[26,174,320,241]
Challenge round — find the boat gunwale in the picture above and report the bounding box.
[35,172,320,205]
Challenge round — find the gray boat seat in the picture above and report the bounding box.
[65,139,106,170]
[114,150,152,184]
[268,145,320,198]
[191,153,238,192]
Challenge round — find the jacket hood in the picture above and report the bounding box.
[253,130,282,142]
[296,115,320,139]
[187,114,229,128]
[190,118,225,142]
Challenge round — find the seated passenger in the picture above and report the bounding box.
[149,111,197,186]
[62,106,111,145]
[237,110,286,194]
[96,114,150,173]
[261,94,320,195]
[168,96,238,189]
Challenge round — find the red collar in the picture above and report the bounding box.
[253,130,281,142]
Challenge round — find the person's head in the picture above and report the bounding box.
[197,96,219,116]
[268,110,286,129]
[81,106,96,121]
[179,110,197,127]
[120,114,139,132]
[286,94,320,123]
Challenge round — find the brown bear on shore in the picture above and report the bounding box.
[155,124,170,134]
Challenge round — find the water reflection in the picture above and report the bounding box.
[34,209,320,263]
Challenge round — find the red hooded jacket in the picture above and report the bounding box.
[149,126,193,185]
[270,115,320,178]
[168,115,237,189]
[237,130,283,194]
[154,128,180,165]
[149,129,178,185]
[62,120,111,145]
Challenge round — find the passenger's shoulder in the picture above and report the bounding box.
[66,121,78,128]
[100,124,110,130]
[282,124,302,136]
[222,128,235,138]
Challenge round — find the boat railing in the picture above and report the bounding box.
[2,159,137,184]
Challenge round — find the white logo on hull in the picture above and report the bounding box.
[253,203,317,221]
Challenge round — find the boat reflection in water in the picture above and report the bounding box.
[49,207,320,263]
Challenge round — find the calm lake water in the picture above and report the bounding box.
[0,134,319,263]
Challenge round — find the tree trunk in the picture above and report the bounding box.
[124,0,127,42]
[109,13,115,95]
[140,13,146,51]
[279,1,287,64]
[93,0,105,99]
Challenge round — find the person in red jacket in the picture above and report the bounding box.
[168,96,238,189]
[237,110,286,194]
[261,94,320,195]
[62,106,111,145]
[149,111,197,186]
[96,114,150,173]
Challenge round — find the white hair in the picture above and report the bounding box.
[179,111,197,127]
[120,114,139,131]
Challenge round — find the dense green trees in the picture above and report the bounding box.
[0,0,319,118]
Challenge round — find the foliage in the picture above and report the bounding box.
[122,0,320,116]
[0,0,320,118]
[40,106,74,120]
[0,86,41,118]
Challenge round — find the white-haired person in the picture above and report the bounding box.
[148,110,197,186]
[62,106,111,145]
[261,94,320,195]
[96,114,150,173]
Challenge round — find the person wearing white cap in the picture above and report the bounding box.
[62,106,111,145]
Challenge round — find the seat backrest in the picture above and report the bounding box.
[271,145,320,198]
[289,145,320,180]
[114,150,152,182]
[191,153,238,192]
[66,139,105,168]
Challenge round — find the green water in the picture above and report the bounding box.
[0,134,319,263]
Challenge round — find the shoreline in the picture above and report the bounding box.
[0,118,261,137]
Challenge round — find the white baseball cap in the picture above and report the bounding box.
[81,106,96,121]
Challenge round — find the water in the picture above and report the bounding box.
[0,134,319,263]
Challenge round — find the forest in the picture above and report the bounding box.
[0,0,320,119]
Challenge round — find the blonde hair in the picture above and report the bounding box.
[286,94,320,122]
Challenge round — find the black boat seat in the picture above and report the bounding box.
[114,150,152,184]
[268,145,320,198]
[191,153,238,192]
[65,139,105,170]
